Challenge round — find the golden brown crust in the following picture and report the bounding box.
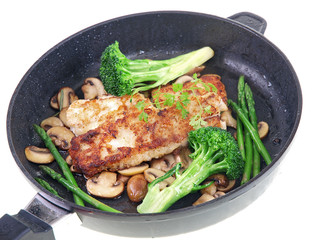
[69,74,227,177]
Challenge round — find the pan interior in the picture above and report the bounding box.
[7,12,300,214]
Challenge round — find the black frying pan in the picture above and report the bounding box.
[2,11,302,239]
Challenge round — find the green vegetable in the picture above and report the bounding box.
[33,124,84,206]
[236,77,246,160]
[228,100,272,165]
[99,41,214,96]
[39,166,122,213]
[238,76,253,185]
[244,84,261,177]
[35,177,61,197]
[137,127,244,213]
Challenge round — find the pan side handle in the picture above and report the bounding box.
[228,12,267,34]
[0,193,69,240]
[0,210,55,240]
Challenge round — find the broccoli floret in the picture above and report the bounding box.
[137,127,244,213]
[99,41,214,96]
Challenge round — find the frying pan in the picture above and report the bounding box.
[2,11,302,239]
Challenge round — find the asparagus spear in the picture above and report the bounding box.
[39,165,122,213]
[228,100,272,165]
[244,84,261,177]
[238,76,253,185]
[35,177,61,197]
[236,76,246,160]
[33,124,84,206]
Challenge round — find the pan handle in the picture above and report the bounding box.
[0,210,55,240]
[0,193,69,240]
[228,12,267,34]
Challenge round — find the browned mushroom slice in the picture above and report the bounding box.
[70,164,82,173]
[185,65,206,76]
[174,75,194,84]
[25,146,54,164]
[258,121,269,139]
[117,163,149,176]
[221,109,237,128]
[126,174,148,202]
[86,171,124,198]
[174,147,193,169]
[150,154,176,172]
[117,174,130,185]
[47,126,75,150]
[40,116,64,131]
[213,191,226,198]
[200,181,217,195]
[58,107,71,128]
[208,173,229,188]
[50,93,59,110]
[144,168,174,190]
[193,193,215,206]
[65,155,72,165]
[57,87,78,109]
[81,77,107,99]
[217,179,236,192]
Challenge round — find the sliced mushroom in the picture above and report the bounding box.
[213,191,226,198]
[47,126,75,150]
[174,75,194,84]
[200,181,217,196]
[86,171,124,198]
[57,87,78,109]
[185,65,206,76]
[65,155,72,165]
[25,146,54,164]
[150,155,176,172]
[117,174,130,184]
[117,163,149,176]
[217,179,236,192]
[193,193,215,206]
[221,109,237,128]
[81,77,107,99]
[58,107,71,128]
[258,121,269,139]
[126,174,148,202]
[40,116,64,131]
[174,147,193,169]
[70,165,82,173]
[208,174,229,188]
[50,93,59,110]
[144,168,175,190]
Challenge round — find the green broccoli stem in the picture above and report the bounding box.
[244,84,261,177]
[39,166,122,213]
[131,46,214,95]
[228,100,272,165]
[238,76,253,185]
[100,42,214,96]
[33,124,84,207]
[137,150,224,213]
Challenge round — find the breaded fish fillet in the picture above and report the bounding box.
[68,74,228,177]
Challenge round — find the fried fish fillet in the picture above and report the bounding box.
[68,74,228,177]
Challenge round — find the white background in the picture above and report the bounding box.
[1,1,319,240]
